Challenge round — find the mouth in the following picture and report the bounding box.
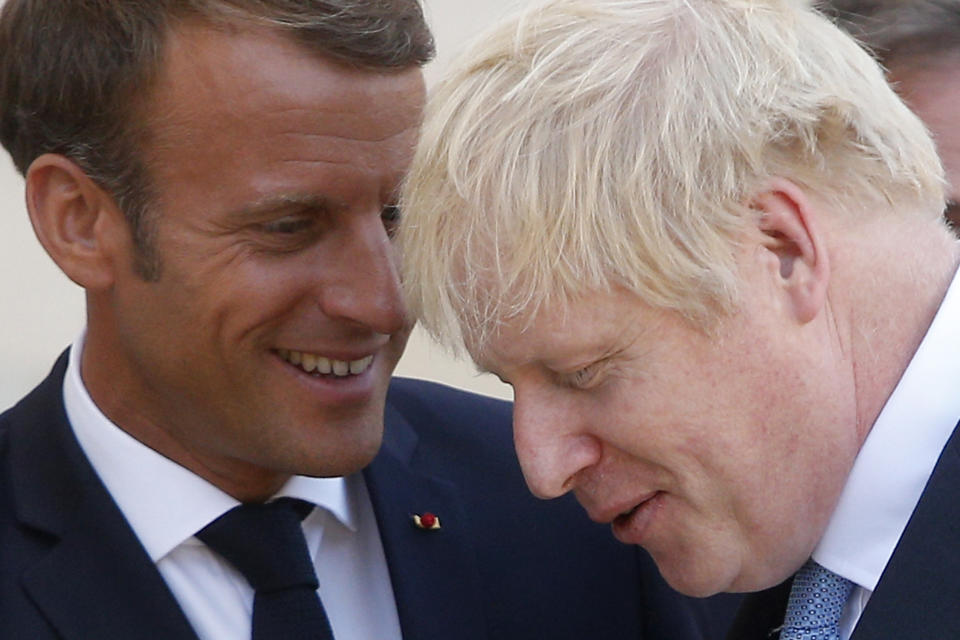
[276,348,374,378]
[609,492,664,545]
[613,500,647,525]
[589,491,659,524]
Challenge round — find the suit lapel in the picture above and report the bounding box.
[9,353,198,640]
[21,494,201,640]
[851,421,960,639]
[365,402,487,640]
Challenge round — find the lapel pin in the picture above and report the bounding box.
[412,512,441,530]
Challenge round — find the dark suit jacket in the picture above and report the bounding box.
[727,420,960,639]
[1,353,738,640]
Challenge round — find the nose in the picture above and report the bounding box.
[512,386,601,499]
[320,218,407,335]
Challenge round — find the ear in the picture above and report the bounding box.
[749,177,829,324]
[24,154,129,290]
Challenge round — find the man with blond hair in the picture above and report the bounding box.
[400,0,960,637]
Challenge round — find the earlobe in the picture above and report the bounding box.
[749,178,829,324]
[25,154,125,290]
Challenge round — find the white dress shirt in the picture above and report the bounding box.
[812,269,960,639]
[63,333,403,640]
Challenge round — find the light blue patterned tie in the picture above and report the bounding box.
[779,560,854,640]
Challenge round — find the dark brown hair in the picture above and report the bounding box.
[0,0,434,278]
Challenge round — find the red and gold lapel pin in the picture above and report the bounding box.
[412,512,441,530]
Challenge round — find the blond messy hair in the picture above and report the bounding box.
[400,0,943,354]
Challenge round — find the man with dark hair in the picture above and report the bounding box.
[820,0,960,227]
[0,2,734,639]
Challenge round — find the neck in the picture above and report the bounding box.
[838,218,960,444]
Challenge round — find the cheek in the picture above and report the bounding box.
[199,258,316,334]
[661,376,800,525]
[595,382,672,462]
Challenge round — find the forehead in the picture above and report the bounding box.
[158,19,425,123]
[142,20,425,195]
[476,289,659,373]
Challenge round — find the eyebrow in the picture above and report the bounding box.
[231,193,344,221]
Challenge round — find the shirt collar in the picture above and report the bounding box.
[63,330,360,563]
[813,267,960,590]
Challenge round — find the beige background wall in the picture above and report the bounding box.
[0,0,521,409]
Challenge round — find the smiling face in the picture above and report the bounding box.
[479,259,862,596]
[81,21,424,500]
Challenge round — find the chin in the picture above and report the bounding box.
[296,429,384,478]
[664,559,804,597]
[650,551,739,598]
[662,574,727,598]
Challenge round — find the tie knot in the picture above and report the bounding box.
[781,560,855,640]
[197,498,317,593]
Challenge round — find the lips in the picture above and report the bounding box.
[610,492,664,545]
[587,491,660,524]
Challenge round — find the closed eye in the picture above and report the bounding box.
[561,361,604,389]
[262,215,314,235]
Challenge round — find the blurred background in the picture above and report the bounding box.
[0,0,521,408]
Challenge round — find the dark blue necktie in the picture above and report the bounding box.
[197,498,336,640]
